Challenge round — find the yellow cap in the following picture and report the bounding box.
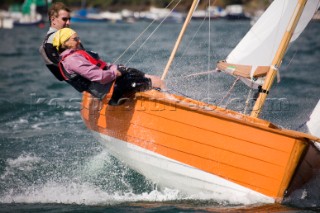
[53,28,76,51]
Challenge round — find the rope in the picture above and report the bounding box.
[243,87,254,115]
[218,77,240,107]
[167,88,192,99]
[181,69,218,78]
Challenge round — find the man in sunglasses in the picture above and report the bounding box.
[40,3,165,104]
[39,2,72,81]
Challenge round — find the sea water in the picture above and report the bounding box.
[0,20,319,212]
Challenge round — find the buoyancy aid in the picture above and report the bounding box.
[58,50,114,100]
[40,32,99,81]
[40,32,64,81]
[67,50,107,69]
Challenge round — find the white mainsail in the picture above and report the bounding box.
[226,0,320,67]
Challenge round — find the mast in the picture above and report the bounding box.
[250,0,309,118]
[161,0,200,80]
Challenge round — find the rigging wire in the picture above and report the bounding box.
[171,0,219,78]
[171,16,207,72]
[172,1,218,76]
[113,0,181,65]
[207,0,211,100]
[114,0,236,108]
[124,0,182,66]
[113,20,158,64]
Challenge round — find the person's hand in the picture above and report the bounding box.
[117,65,128,76]
[115,70,122,77]
[145,74,167,91]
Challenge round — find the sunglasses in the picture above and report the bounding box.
[61,17,71,22]
[72,37,80,42]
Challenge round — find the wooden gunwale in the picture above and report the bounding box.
[135,90,319,143]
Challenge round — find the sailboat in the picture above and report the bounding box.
[80,0,320,203]
[13,0,43,26]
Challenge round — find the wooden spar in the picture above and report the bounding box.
[251,0,308,117]
[161,0,199,80]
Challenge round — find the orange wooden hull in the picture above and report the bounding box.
[80,90,319,202]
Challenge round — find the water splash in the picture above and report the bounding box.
[1,153,43,180]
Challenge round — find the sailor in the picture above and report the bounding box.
[39,2,103,82]
[52,28,164,104]
[39,2,72,81]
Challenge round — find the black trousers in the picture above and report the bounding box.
[109,68,152,105]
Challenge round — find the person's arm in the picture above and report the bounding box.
[63,54,118,84]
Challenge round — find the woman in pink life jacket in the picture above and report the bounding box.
[53,28,165,105]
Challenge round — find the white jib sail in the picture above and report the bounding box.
[307,100,320,139]
[226,0,320,68]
